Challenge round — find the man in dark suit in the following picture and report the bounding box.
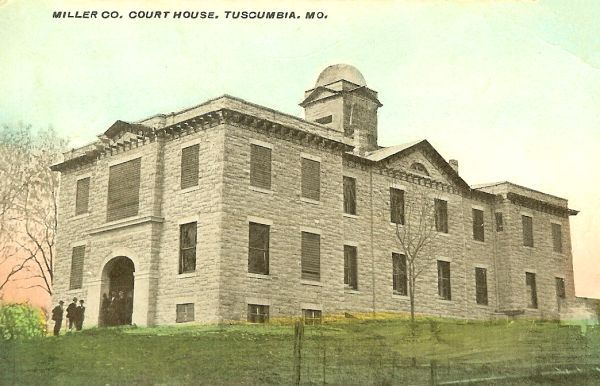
[51,301,64,336]
[66,297,77,331]
[75,299,86,331]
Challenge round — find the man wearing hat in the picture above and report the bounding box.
[66,297,78,331]
[51,300,64,336]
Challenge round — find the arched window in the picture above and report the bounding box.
[410,162,429,176]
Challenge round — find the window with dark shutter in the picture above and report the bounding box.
[250,144,271,189]
[472,209,485,241]
[315,115,332,124]
[526,272,538,308]
[106,158,141,222]
[434,199,448,233]
[552,223,563,253]
[181,144,199,189]
[475,267,488,305]
[176,303,195,322]
[344,245,358,290]
[343,176,356,215]
[495,212,504,232]
[390,188,405,225]
[75,177,90,215]
[69,245,85,290]
[179,222,197,274]
[247,304,269,323]
[301,158,320,201]
[303,309,322,325]
[437,260,451,300]
[392,253,407,296]
[555,277,566,299]
[522,215,534,247]
[248,222,269,275]
[301,232,320,281]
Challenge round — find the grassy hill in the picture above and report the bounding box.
[1,315,599,385]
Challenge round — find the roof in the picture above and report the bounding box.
[363,140,423,162]
[315,64,367,88]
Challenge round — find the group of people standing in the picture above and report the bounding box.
[100,290,133,326]
[51,297,85,336]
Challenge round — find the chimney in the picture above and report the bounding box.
[449,159,459,174]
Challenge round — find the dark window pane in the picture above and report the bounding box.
[390,188,405,225]
[179,222,197,274]
[555,277,566,299]
[75,177,90,215]
[303,309,322,325]
[343,176,356,215]
[247,304,269,323]
[250,144,271,189]
[107,158,141,222]
[301,232,320,281]
[392,253,408,296]
[176,303,195,323]
[495,212,504,232]
[437,261,451,300]
[434,199,448,233]
[472,209,485,241]
[344,245,358,290]
[475,267,488,305]
[301,158,320,201]
[181,144,199,189]
[69,245,85,290]
[526,272,538,308]
[522,216,534,247]
[552,223,563,253]
[248,222,269,275]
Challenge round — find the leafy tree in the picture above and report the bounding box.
[0,303,46,340]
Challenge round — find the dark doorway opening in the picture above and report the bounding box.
[100,256,134,326]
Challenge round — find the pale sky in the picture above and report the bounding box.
[1,0,599,298]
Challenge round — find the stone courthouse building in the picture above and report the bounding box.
[51,64,579,326]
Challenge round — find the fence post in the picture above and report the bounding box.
[429,359,438,386]
[294,320,304,386]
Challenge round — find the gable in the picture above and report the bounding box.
[369,140,470,191]
[299,87,339,107]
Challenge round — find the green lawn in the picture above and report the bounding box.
[1,316,599,385]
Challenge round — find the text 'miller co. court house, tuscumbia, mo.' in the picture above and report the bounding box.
[50,64,579,327]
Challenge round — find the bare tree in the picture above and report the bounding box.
[394,191,440,322]
[0,124,67,297]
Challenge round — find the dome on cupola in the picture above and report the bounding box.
[315,64,367,88]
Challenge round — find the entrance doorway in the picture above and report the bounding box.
[100,256,135,326]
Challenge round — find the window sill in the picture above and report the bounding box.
[390,222,404,227]
[90,215,164,235]
[472,239,486,245]
[247,273,271,280]
[301,279,322,287]
[249,186,274,195]
[475,303,489,308]
[392,293,409,299]
[437,297,452,302]
[300,197,320,205]
[179,185,200,194]
[71,212,90,220]
[437,231,450,237]
[522,245,535,249]
[344,288,360,294]
[177,272,197,279]
[343,213,359,219]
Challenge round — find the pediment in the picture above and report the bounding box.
[299,86,339,107]
[372,140,469,191]
[102,120,153,140]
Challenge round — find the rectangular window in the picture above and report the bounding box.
[106,158,141,222]
[179,222,197,274]
[437,260,451,300]
[472,208,485,241]
[180,144,199,189]
[248,222,270,275]
[522,215,534,247]
[343,176,356,215]
[69,245,85,290]
[392,253,408,296]
[75,177,90,215]
[344,245,358,290]
[552,223,563,253]
[475,267,488,305]
[301,232,320,281]
[301,158,320,201]
[247,304,269,323]
[250,144,271,190]
[495,212,504,232]
[390,188,405,225]
[176,303,195,323]
[526,272,538,308]
[556,277,566,299]
[303,309,322,325]
[434,199,448,233]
